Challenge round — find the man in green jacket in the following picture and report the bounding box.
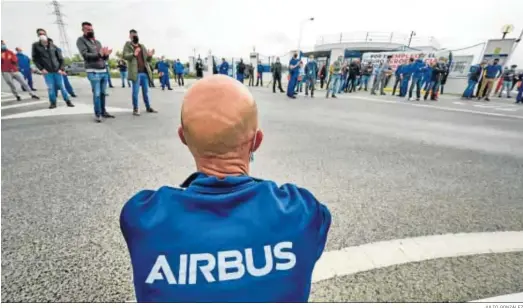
[122,29,157,115]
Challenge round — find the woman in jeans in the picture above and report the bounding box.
[117,59,131,88]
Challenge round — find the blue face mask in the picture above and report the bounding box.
[1,45,7,51]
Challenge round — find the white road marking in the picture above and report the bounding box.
[1,92,15,98]
[472,292,523,302]
[1,100,49,110]
[474,104,498,109]
[350,96,523,120]
[453,101,466,105]
[312,231,523,283]
[495,108,518,111]
[1,102,131,120]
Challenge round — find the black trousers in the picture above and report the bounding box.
[177,73,184,86]
[273,75,283,92]
[249,75,254,86]
[392,77,401,95]
[320,78,325,88]
[347,74,357,92]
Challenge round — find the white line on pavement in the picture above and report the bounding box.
[350,96,523,120]
[312,231,523,283]
[1,100,49,110]
[474,104,498,109]
[1,102,131,120]
[472,292,523,302]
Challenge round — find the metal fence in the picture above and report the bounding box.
[316,31,440,49]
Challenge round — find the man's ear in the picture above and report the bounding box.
[178,126,187,146]
[252,130,263,153]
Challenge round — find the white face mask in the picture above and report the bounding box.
[39,35,48,42]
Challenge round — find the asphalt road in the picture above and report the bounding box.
[1,76,523,302]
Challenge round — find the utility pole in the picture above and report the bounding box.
[407,31,416,47]
[50,0,72,58]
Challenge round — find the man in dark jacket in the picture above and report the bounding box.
[319,64,327,89]
[236,58,246,83]
[423,59,447,101]
[271,57,284,93]
[33,28,74,108]
[346,60,361,93]
[358,62,373,91]
[195,58,204,79]
[76,22,115,122]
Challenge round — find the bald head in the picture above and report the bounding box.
[179,75,261,159]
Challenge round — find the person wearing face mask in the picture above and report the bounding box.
[478,58,503,101]
[156,56,172,90]
[123,29,157,116]
[499,64,517,98]
[286,53,300,98]
[15,47,37,91]
[120,75,331,303]
[77,22,115,122]
[304,55,318,97]
[325,55,343,98]
[1,40,40,101]
[462,60,486,99]
[236,58,246,83]
[174,59,185,87]
[271,57,284,93]
[33,28,74,109]
[195,57,204,79]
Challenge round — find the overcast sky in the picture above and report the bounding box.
[1,0,523,65]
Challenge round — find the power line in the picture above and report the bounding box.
[50,0,72,58]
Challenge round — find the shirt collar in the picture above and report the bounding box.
[180,172,261,194]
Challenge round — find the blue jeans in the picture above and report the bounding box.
[44,73,69,103]
[287,73,298,97]
[327,74,341,96]
[237,73,244,83]
[463,79,478,98]
[360,75,369,90]
[120,71,131,87]
[131,73,151,110]
[499,80,513,97]
[63,75,75,95]
[409,77,422,99]
[517,83,523,102]
[87,72,108,116]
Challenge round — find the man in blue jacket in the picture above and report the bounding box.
[462,60,486,99]
[156,56,172,90]
[392,63,404,96]
[287,53,300,98]
[15,47,36,91]
[399,58,414,97]
[256,61,264,87]
[219,58,229,75]
[120,75,331,302]
[408,57,425,101]
[174,59,185,86]
[478,58,503,101]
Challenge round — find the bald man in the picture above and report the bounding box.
[120,75,331,303]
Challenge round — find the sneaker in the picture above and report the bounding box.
[102,112,115,118]
[168,88,173,90]
[30,88,37,91]
[133,109,140,116]
[16,96,21,101]
[332,95,337,98]
[66,100,75,107]
[71,94,77,98]
[508,96,512,99]
[146,108,158,113]
[485,98,490,102]
[31,94,40,100]
[416,98,420,101]
[95,115,102,123]
[49,104,57,109]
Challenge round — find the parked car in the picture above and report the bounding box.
[65,62,86,75]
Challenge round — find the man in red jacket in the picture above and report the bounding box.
[1,40,39,101]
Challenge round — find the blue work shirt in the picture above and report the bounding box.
[412,59,425,79]
[174,62,184,74]
[395,64,404,77]
[120,172,331,303]
[485,64,502,78]
[157,61,169,73]
[305,61,318,78]
[257,64,264,74]
[401,63,415,78]
[16,52,31,71]
[468,64,483,81]
[289,58,300,76]
[219,62,229,75]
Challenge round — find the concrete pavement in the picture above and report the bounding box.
[1,75,523,302]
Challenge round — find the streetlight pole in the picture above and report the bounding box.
[407,30,416,47]
[297,17,314,54]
